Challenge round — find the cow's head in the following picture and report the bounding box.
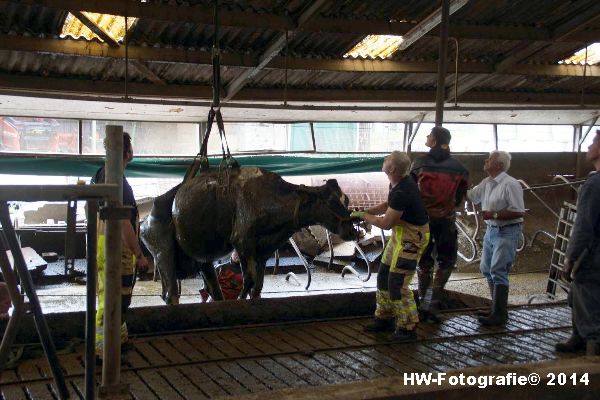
[309,179,356,241]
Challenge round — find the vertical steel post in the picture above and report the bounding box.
[101,126,123,387]
[85,200,98,400]
[435,0,450,126]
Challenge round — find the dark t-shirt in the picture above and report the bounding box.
[91,167,138,231]
[388,176,429,226]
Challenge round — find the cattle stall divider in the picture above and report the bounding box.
[0,183,118,400]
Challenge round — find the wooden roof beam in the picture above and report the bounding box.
[1,73,600,105]
[2,35,600,77]
[223,0,328,101]
[5,0,597,43]
[447,1,600,102]
[398,0,469,51]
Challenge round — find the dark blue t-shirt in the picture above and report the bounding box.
[91,167,138,232]
[388,176,429,226]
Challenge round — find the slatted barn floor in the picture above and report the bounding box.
[0,303,575,399]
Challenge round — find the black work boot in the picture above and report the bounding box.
[388,328,417,342]
[476,280,495,317]
[555,323,585,353]
[364,318,394,333]
[478,284,508,326]
[417,267,432,302]
[587,340,600,356]
[422,268,452,323]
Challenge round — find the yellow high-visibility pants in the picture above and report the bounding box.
[95,234,136,356]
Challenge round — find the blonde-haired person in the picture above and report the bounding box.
[352,151,430,342]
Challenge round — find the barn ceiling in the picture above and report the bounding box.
[0,0,599,122]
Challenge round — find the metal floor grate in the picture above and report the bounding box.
[0,303,574,399]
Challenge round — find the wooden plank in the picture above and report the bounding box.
[219,360,269,393]
[167,337,208,362]
[290,354,348,385]
[137,369,185,400]
[202,362,250,396]
[16,361,56,400]
[134,341,170,367]
[312,352,365,381]
[0,371,28,400]
[385,344,443,372]
[286,326,332,350]
[195,332,245,359]
[122,370,159,400]
[158,367,208,400]
[313,322,365,347]
[180,365,229,398]
[251,328,299,353]
[238,358,289,390]
[150,339,188,364]
[184,335,227,361]
[433,340,500,365]
[422,342,481,368]
[59,353,84,376]
[346,348,405,376]
[256,357,310,388]
[328,351,383,380]
[302,325,341,348]
[124,347,152,369]
[329,320,376,346]
[230,330,275,357]
[264,327,311,353]
[273,356,330,386]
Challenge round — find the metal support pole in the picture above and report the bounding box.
[0,202,70,399]
[434,0,450,126]
[493,123,498,150]
[0,233,25,370]
[85,200,98,400]
[101,125,124,388]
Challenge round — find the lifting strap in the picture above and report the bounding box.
[183,0,238,182]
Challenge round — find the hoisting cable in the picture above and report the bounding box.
[183,0,238,182]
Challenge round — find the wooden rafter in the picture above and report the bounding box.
[223,0,328,101]
[2,0,597,43]
[1,73,599,105]
[1,35,599,78]
[447,1,600,101]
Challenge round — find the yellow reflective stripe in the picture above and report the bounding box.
[390,224,404,270]
[416,231,430,262]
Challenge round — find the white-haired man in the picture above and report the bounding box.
[467,151,525,326]
[351,151,430,341]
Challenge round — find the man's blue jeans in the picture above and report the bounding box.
[480,224,522,287]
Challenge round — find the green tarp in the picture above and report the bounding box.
[0,154,385,178]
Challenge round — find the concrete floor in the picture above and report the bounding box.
[33,270,566,315]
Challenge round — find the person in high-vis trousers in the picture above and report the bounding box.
[352,151,430,342]
[91,131,149,360]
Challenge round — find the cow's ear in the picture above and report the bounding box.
[325,179,338,189]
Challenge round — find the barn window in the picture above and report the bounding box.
[558,43,600,65]
[343,35,404,59]
[60,12,138,43]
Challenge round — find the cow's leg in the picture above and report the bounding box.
[250,261,266,299]
[141,215,179,305]
[199,262,224,301]
[238,256,257,299]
